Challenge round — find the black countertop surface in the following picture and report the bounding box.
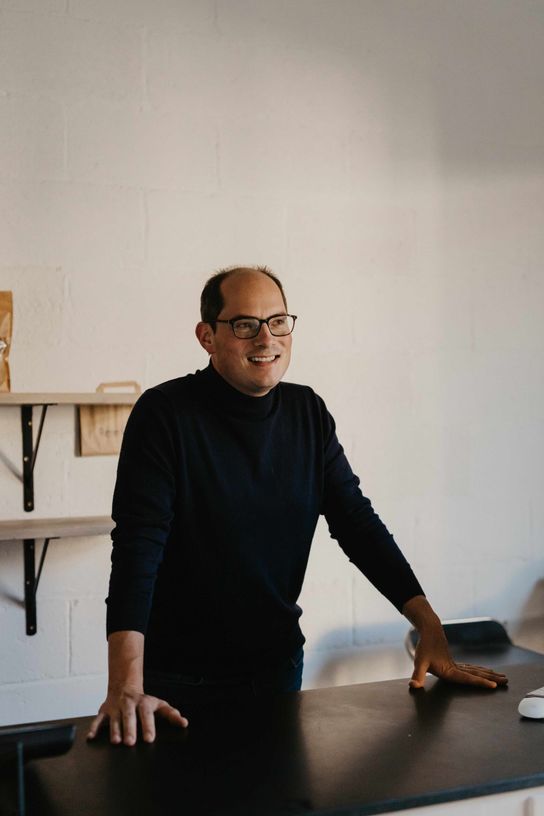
[4,659,544,816]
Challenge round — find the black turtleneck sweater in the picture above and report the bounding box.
[106,362,423,675]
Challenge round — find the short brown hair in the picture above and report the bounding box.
[200,265,288,329]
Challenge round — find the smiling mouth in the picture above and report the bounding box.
[248,355,279,364]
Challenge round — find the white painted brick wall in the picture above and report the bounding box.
[1,599,69,683]
[0,96,65,181]
[70,596,108,676]
[70,0,215,31]
[67,101,219,191]
[1,0,543,725]
[0,182,144,272]
[0,12,141,102]
[145,190,286,273]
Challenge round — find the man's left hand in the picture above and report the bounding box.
[403,595,509,690]
[409,626,508,689]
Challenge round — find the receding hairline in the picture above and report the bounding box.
[218,266,283,288]
[223,267,268,277]
[200,265,288,325]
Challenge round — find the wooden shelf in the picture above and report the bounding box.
[0,516,113,636]
[0,392,137,406]
[0,393,131,635]
[0,392,138,514]
[0,516,112,542]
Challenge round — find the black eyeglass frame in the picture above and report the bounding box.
[214,314,298,339]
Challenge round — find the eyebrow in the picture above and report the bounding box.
[229,312,287,320]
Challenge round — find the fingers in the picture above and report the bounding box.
[95,702,137,746]
[409,657,430,689]
[442,665,498,688]
[86,711,105,740]
[156,702,189,729]
[136,699,189,742]
[121,702,138,746]
[425,661,509,689]
[138,699,162,743]
[110,715,123,744]
[86,708,125,744]
[88,694,189,746]
[456,663,508,684]
[113,700,150,745]
[408,656,509,691]
[453,663,508,687]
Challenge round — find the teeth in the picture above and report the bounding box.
[249,356,276,362]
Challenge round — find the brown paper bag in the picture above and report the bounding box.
[0,291,13,392]
[78,381,141,456]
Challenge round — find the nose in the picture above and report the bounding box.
[253,321,274,342]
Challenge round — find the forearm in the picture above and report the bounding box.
[322,425,423,611]
[107,630,145,693]
[325,484,424,612]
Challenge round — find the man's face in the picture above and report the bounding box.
[197,271,292,397]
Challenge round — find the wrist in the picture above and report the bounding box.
[402,595,441,633]
[107,630,144,692]
[107,680,144,696]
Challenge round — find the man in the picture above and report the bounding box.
[88,266,507,746]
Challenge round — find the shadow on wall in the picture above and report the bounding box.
[311,648,413,689]
[308,571,544,687]
[308,622,414,688]
[512,578,544,653]
[0,540,24,608]
[516,578,544,620]
[0,583,22,608]
[0,448,21,482]
[474,567,544,639]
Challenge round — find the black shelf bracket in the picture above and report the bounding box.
[23,537,53,636]
[21,404,49,512]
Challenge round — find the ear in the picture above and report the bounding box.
[195,321,216,355]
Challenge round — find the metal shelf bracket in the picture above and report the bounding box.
[21,405,49,512]
[23,537,52,636]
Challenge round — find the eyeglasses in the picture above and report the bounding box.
[215,314,297,339]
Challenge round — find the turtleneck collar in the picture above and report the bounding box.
[200,360,278,420]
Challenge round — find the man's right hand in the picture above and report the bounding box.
[91,630,188,744]
[86,686,189,746]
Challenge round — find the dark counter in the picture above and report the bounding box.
[5,660,544,816]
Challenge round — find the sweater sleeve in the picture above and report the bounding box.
[106,388,178,637]
[319,399,424,612]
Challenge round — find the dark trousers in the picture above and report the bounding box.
[144,646,304,718]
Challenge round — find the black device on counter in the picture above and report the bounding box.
[0,723,76,816]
